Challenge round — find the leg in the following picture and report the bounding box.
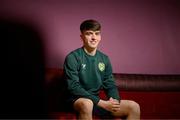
[73,98,93,120]
[112,100,140,120]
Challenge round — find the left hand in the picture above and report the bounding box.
[109,97,121,112]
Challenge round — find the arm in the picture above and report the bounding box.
[97,57,121,111]
[63,54,100,104]
[102,57,120,101]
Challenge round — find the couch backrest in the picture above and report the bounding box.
[114,73,180,91]
[46,68,180,91]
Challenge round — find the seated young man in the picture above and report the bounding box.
[63,19,140,120]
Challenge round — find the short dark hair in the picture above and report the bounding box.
[80,19,101,33]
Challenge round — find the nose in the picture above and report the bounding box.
[92,34,96,40]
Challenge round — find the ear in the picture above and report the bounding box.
[80,34,83,41]
[80,34,82,39]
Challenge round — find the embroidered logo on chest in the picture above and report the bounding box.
[81,64,86,69]
[98,62,105,71]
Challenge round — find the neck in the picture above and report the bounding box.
[83,47,97,56]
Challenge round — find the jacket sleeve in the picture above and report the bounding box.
[63,54,100,104]
[102,57,120,101]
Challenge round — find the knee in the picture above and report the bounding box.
[80,99,93,112]
[74,98,93,114]
[128,101,140,114]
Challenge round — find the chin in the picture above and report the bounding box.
[89,46,97,49]
[89,44,98,48]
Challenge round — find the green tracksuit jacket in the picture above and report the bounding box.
[63,47,120,105]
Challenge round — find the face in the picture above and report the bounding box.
[80,30,101,50]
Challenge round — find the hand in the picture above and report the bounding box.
[97,99,113,112]
[109,97,119,103]
[97,98,120,112]
[109,97,121,112]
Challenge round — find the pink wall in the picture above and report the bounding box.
[1,0,180,74]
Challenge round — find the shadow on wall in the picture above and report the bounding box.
[0,18,48,118]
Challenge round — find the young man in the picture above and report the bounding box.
[63,19,140,120]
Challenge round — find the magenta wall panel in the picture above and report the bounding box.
[1,0,180,74]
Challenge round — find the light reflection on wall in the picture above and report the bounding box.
[1,0,180,74]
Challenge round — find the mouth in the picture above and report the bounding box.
[90,41,97,45]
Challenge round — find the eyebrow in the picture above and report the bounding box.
[85,31,100,33]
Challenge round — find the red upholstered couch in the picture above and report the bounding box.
[46,68,180,119]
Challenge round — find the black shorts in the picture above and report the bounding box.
[66,96,114,119]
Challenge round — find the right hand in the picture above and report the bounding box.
[97,98,120,112]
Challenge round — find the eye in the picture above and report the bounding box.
[85,32,92,35]
[95,32,101,35]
